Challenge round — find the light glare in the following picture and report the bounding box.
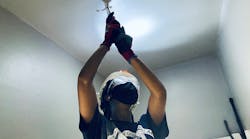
[97,18,153,40]
[123,19,153,38]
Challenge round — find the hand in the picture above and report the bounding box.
[101,12,121,49]
[115,27,137,62]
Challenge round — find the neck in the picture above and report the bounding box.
[110,100,133,122]
[111,109,133,122]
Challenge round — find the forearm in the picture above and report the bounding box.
[130,57,166,125]
[130,57,166,99]
[78,45,109,83]
[77,45,108,123]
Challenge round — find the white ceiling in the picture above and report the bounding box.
[0,0,223,76]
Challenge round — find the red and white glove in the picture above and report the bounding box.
[101,12,121,49]
[115,27,137,63]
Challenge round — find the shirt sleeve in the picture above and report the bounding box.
[139,110,169,139]
[79,106,103,139]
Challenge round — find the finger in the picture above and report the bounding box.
[106,12,115,23]
[121,26,125,34]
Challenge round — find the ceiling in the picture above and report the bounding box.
[0,0,223,76]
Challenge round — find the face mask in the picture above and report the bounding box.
[111,82,138,105]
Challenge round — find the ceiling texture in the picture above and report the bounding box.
[0,0,223,76]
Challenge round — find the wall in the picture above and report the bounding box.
[218,0,250,129]
[133,56,238,139]
[216,130,250,139]
[0,7,103,139]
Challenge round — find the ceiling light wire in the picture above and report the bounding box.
[97,0,112,15]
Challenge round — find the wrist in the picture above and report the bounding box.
[121,49,137,63]
[100,44,110,51]
[99,44,110,52]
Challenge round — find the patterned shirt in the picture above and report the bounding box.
[79,107,169,139]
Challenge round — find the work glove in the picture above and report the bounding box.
[101,12,121,49]
[115,27,137,63]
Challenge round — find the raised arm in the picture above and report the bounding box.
[130,57,166,125]
[114,31,167,125]
[78,12,120,123]
[78,45,109,123]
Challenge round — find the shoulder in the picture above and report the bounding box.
[138,110,169,139]
[79,106,105,138]
[79,106,119,139]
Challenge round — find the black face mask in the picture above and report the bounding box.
[111,82,138,105]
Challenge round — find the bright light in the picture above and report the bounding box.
[97,17,153,40]
[123,18,153,38]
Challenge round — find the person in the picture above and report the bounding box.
[77,12,169,139]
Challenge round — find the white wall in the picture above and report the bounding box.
[0,7,103,139]
[133,56,238,139]
[216,129,250,139]
[218,0,250,129]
